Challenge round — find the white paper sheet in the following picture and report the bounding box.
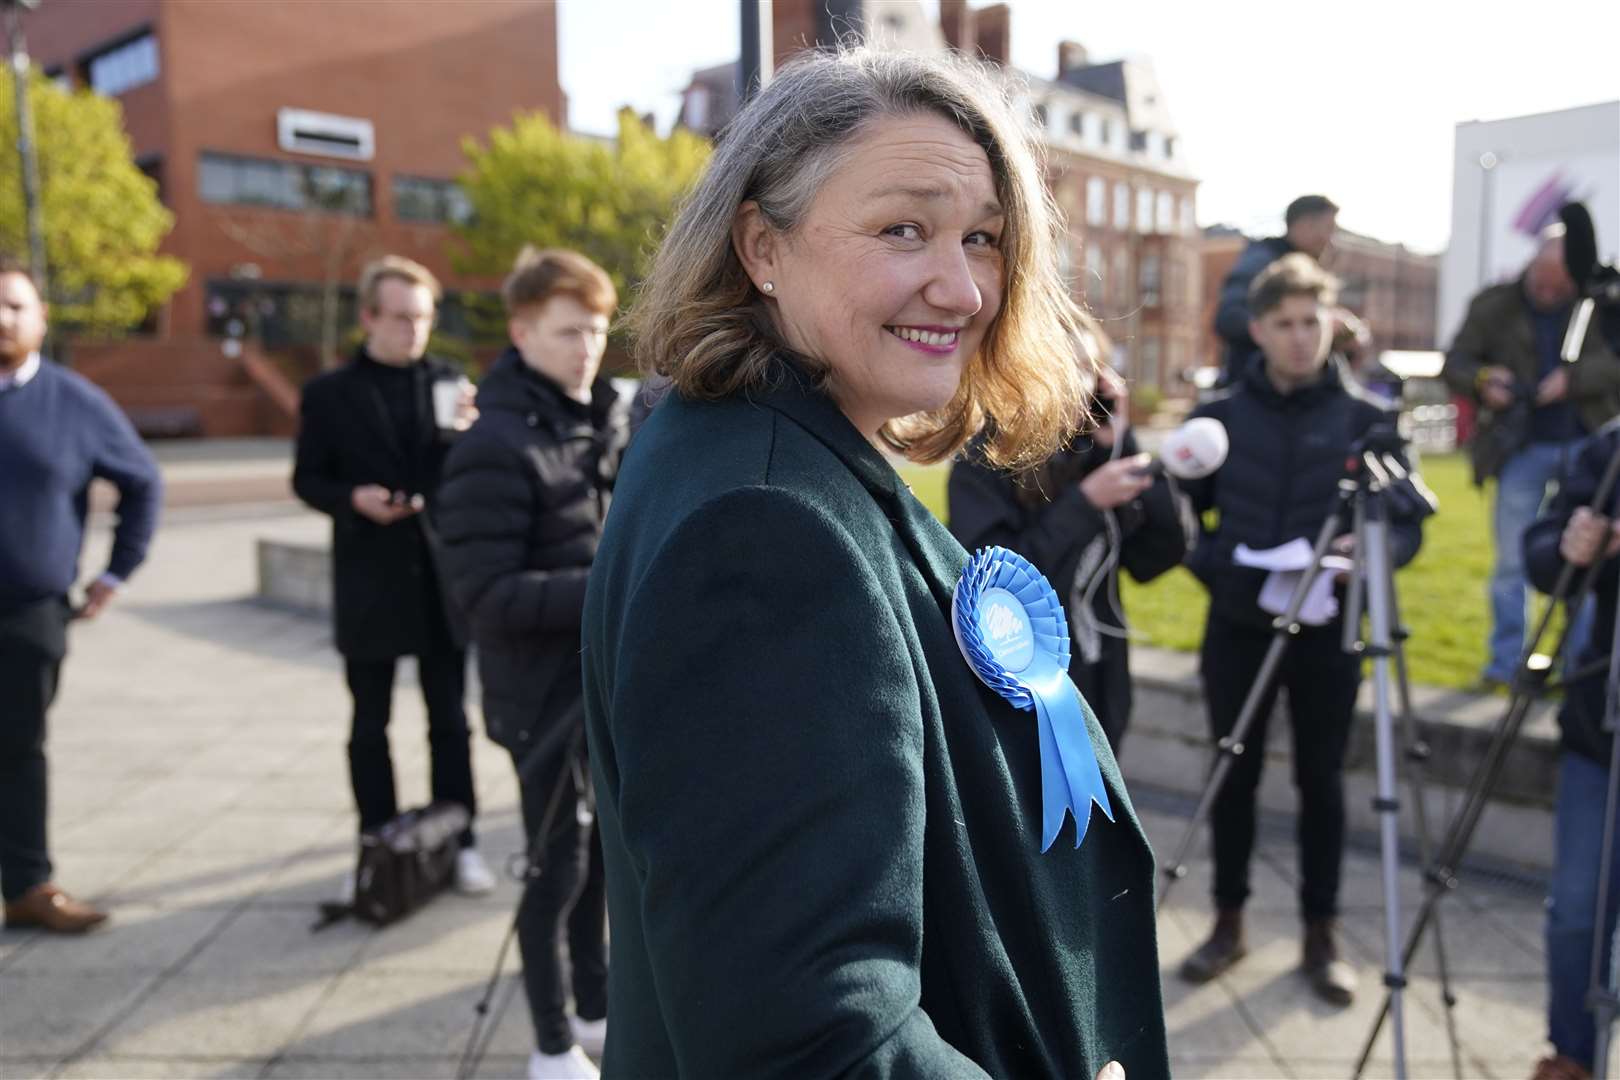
[1233,538,1316,572]
[1254,556,1354,626]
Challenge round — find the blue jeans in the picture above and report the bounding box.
[1548,750,1620,1068]
[1489,440,1591,681]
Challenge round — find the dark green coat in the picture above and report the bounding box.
[582,365,1169,1079]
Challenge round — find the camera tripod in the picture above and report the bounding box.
[1158,435,1456,1080]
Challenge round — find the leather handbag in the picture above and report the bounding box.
[315,800,470,929]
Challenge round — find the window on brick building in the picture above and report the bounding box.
[393,176,472,225]
[1112,250,1130,309]
[1032,103,1048,131]
[1156,191,1174,234]
[1084,244,1104,298]
[1086,176,1106,228]
[1136,189,1153,233]
[136,155,164,204]
[1114,183,1130,231]
[85,31,160,97]
[1070,111,1084,136]
[1140,254,1161,307]
[199,152,373,216]
[1140,336,1162,386]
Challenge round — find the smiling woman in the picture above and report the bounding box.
[584,48,1169,1080]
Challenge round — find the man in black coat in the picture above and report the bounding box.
[292,255,494,897]
[1213,195,1348,384]
[436,248,628,1080]
[1179,254,1430,1004]
[948,366,1189,751]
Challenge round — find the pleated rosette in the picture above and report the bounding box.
[952,546,1115,852]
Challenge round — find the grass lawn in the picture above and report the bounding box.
[897,452,1509,690]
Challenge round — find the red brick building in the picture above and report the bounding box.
[24,0,563,435]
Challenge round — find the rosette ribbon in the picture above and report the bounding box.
[952,546,1114,852]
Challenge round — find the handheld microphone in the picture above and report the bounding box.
[1140,416,1229,480]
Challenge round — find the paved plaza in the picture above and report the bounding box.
[0,490,1551,1079]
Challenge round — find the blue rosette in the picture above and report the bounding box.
[952,546,1115,852]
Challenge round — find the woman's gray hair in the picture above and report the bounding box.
[628,46,1093,467]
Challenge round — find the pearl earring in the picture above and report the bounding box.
[761,281,775,294]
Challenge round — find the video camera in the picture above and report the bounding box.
[1560,202,1620,359]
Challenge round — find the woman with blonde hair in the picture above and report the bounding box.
[583,47,1168,1079]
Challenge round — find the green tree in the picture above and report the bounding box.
[454,108,711,305]
[0,73,186,333]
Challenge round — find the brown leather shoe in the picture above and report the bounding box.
[1181,908,1247,983]
[1531,1054,1593,1080]
[1303,917,1357,1005]
[3,883,109,933]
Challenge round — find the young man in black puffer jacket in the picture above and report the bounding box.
[1176,254,1431,1005]
[435,248,629,1080]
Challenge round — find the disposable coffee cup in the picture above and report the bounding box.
[432,376,472,432]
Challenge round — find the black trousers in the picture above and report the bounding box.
[512,739,607,1054]
[1200,612,1361,918]
[0,598,68,903]
[344,650,476,846]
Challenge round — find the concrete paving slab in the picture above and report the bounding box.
[283,972,498,1060]
[181,906,369,977]
[1161,973,1278,1060]
[351,896,525,977]
[1218,961,1472,1068]
[5,905,236,976]
[0,970,161,1057]
[92,973,336,1058]
[262,1057,462,1079]
[106,850,292,909]
[51,1056,265,1079]
[1170,1057,1292,1079]
[167,811,344,859]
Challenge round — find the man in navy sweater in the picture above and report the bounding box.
[0,258,162,932]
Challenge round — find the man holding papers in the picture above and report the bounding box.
[1175,254,1430,1004]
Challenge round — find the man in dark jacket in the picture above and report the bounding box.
[292,255,494,898]
[436,248,628,1080]
[948,365,1188,751]
[1178,254,1429,1004]
[1213,195,1343,384]
[1443,231,1620,686]
[1526,422,1620,1080]
[0,258,161,933]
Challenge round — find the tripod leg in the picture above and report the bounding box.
[1159,506,1351,912]
[1390,589,1466,1079]
[1360,494,1408,1079]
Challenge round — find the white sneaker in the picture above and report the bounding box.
[455,848,497,895]
[569,1015,606,1056]
[528,1046,598,1079]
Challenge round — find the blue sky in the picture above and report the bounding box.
[558,1,1620,253]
